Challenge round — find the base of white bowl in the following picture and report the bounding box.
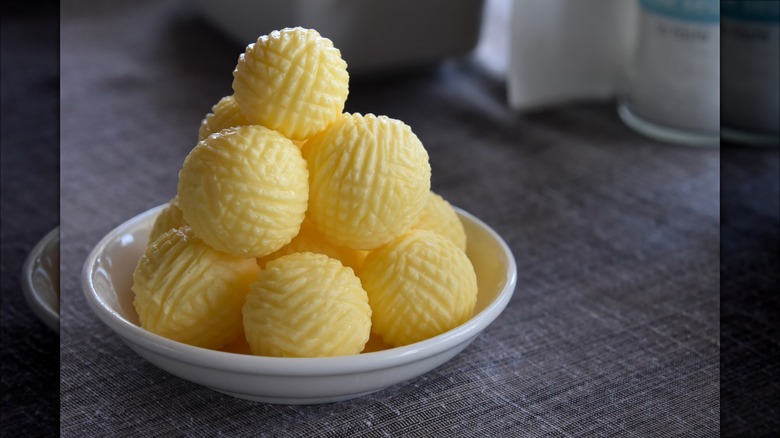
[211,387,384,404]
[617,100,719,147]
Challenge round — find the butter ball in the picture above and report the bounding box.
[413,191,467,252]
[148,196,187,245]
[198,95,250,141]
[244,252,371,357]
[256,217,367,273]
[177,125,308,258]
[305,113,431,250]
[360,230,477,347]
[232,27,349,141]
[132,227,258,350]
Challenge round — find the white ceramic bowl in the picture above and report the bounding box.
[22,227,60,333]
[82,204,516,404]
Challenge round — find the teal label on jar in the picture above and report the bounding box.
[640,0,720,23]
[722,1,780,24]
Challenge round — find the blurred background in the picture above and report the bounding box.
[186,0,777,145]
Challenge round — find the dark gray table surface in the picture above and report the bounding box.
[0,0,773,436]
[1,5,60,436]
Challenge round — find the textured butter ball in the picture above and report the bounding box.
[413,191,467,252]
[132,227,259,350]
[177,125,308,257]
[198,95,250,141]
[360,230,477,347]
[256,217,366,272]
[148,197,187,245]
[232,27,349,141]
[305,113,431,250]
[243,252,371,357]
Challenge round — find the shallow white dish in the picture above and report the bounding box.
[82,204,516,404]
[22,227,60,333]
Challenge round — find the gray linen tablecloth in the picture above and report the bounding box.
[59,1,725,436]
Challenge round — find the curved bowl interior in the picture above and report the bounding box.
[82,205,516,403]
[22,227,60,333]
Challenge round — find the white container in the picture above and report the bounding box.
[508,0,637,111]
[617,0,720,146]
[189,0,485,74]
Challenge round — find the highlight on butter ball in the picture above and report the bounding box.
[132,227,259,350]
[232,27,349,141]
[360,230,478,347]
[413,191,467,252]
[177,125,309,258]
[304,113,431,250]
[198,95,250,141]
[148,196,187,244]
[243,252,372,357]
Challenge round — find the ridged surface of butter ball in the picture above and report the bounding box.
[413,191,467,252]
[148,197,187,244]
[198,95,250,141]
[360,230,478,347]
[132,227,259,350]
[305,113,431,250]
[244,252,371,357]
[232,27,348,141]
[177,125,308,257]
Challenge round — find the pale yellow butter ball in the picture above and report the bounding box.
[243,252,371,357]
[360,230,477,347]
[132,227,259,350]
[177,125,308,258]
[198,95,250,141]
[305,113,431,250]
[148,197,187,245]
[232,27,349,141]
[413,191,467,252]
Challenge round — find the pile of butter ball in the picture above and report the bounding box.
[132,27,478,358]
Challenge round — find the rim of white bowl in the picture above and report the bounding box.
[82,205,516,376]
[22,226,60,333]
